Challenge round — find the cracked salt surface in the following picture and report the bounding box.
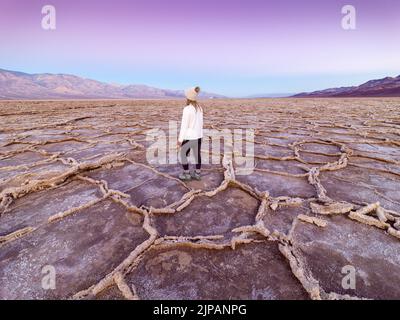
[0,98,400,300]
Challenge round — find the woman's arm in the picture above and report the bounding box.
[178,108,190,144]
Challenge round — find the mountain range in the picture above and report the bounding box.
[0,68,224,100]
[293,75,400,97]
[1,68,400,100]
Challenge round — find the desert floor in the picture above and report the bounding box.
[1,98,400,300]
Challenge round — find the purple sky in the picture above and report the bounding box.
[0,0,399,96]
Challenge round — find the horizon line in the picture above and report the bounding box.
[1,67,399,99]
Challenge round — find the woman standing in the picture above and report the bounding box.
[177,86,203,181]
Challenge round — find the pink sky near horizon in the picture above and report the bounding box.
[0,0,399,95]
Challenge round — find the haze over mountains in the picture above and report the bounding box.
[1,68,400,100]
[0,69,223,100]
[245,93,295,98]
[294,75,400,97]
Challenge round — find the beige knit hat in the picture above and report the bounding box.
[185,86,200,101]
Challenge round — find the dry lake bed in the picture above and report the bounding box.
[1,98,400,300]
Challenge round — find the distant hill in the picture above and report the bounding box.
[0,68,224,100]
[293,75,400,97]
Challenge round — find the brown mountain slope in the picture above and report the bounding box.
[0,68,224,100]
[293,75,400,97]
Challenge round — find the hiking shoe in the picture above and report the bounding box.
[191,171,201,181]
[178,172,192,181]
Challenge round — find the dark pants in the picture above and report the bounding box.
[180,138,202,171]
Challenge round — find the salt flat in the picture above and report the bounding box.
[0,98,400,300]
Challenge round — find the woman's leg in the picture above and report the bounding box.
[180,139,201,171]
[188,138,202,180]
[195,138,202,170]
[179,140,192,180]
[180,140,190,171]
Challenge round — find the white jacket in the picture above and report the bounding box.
[178,104,203,143]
